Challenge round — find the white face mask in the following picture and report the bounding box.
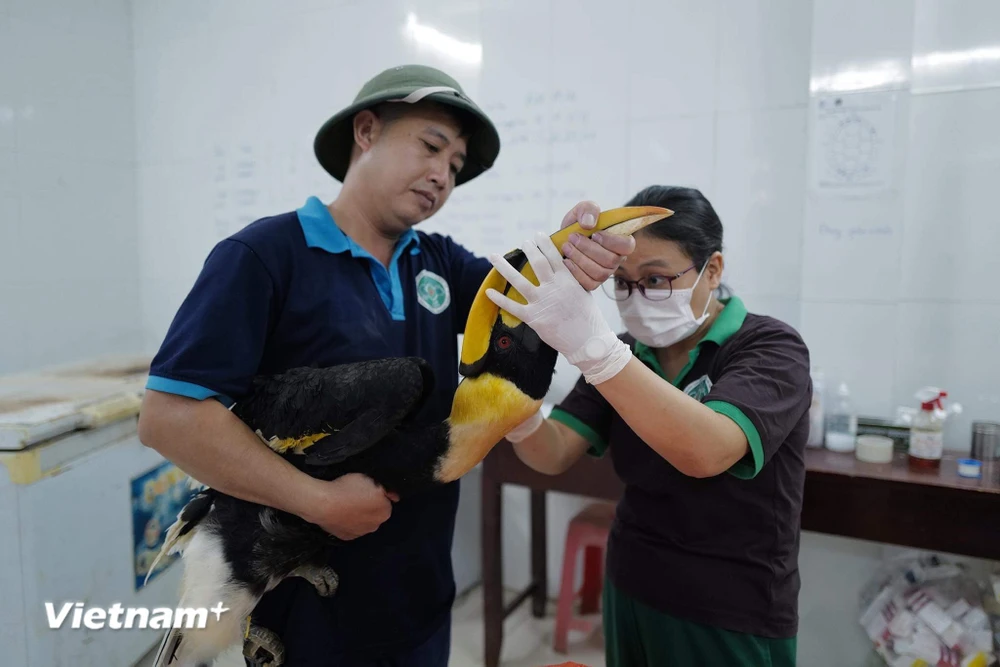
[616,262,712,348]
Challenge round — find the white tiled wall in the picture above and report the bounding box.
[801,302,901,418]
[712,108,808,304]
[912,0,1000,93]
[0,0,141,375]
[626,0,719,119]
[716,0,813,112]
[801,0,1000,445]
[809,0,916,95]
[551,0,628,123]
[899,88,1000,304]
[627,115,716,198]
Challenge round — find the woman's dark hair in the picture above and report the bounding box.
[624,185,731,297]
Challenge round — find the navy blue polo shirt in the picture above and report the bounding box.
[146,196,491,658]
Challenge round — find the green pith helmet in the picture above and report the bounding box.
[314,64,500,186]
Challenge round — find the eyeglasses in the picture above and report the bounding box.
[600,264,697,301]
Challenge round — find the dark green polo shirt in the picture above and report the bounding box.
[550,296,812,640]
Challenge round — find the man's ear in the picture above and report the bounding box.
[352,109,381,153]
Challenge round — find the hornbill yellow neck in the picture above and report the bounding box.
[435,206,673,482]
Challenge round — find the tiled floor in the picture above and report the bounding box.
[448,585,606,667]
[135,584,606,667]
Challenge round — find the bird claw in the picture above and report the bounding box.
[242,624,285,667]
[291,564,339,597]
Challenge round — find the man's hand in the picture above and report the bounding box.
[300,473,399,541]
[558,200,635,291]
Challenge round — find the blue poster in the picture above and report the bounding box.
[131,459,198,591]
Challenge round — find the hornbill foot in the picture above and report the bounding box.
[242,623,285,667]
[291,564,339,597]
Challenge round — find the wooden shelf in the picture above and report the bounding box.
[803,447,1000,495]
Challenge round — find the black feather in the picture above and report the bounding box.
[174,489,215,541]
[233,357,433,450]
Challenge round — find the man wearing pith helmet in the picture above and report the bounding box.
[141,63,635,666]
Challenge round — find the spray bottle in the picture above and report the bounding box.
[908,387,948,472]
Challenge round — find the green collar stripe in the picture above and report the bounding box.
[700,295,748,346]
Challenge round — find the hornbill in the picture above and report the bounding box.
[149,206,672,667]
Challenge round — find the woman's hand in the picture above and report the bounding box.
[486,233,632,386]
[558,200,635,291]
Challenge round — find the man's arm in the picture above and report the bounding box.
[140,238,394,539]
[139,390,395,540]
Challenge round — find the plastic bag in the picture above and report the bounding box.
[858,552,998,667]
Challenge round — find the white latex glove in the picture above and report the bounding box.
[486,232,632,385]
[504,409,544,443]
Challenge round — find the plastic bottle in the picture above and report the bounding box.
[908,388,947,472]
[825,382,857,453]
[806,368,825,448]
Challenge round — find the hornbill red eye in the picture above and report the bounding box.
[496,335,513,350]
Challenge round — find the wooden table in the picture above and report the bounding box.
[479,445,1000,667]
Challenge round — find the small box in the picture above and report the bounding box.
[857,416,911,453]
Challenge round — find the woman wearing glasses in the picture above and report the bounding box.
[487,185,812,667]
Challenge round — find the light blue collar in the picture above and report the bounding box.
[296,196,420,257]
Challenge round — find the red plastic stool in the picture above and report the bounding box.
[553,501,616,654]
